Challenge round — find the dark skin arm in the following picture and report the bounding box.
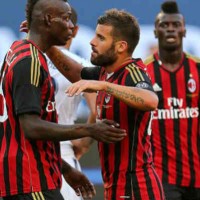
[46,46,83,83]
[19,114,125,199]
[19,114,126,142]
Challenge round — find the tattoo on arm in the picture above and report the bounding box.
[56,58,70,72]
[49,51,70,72]
[107,86,144,105]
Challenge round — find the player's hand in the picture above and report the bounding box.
[62,164,96,200]
[19,20,28,33]
[66,80,107,96]
[88,119,127,143]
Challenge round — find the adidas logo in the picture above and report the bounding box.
[153,83,162,92]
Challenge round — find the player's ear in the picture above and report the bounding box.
[44,14,51,26]
[116,41,127,53]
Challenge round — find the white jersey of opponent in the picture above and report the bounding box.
[47,48,92,200]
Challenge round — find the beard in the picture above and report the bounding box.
[90,43,118,67]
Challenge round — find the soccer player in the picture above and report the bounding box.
[0,1,127,199]
[145,1,200,199]
[19,7,96,200]
[47,8,165,200]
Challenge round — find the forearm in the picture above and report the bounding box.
[83,92,97,124]
[61,158,74,174]
[19,114,91,141]
[66,80,158,111]
[46,46,82,83]
[105,82,158,111]
[87,113,96,124]
[72,137,94,160]
[19,114,127,143]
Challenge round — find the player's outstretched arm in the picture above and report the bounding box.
[66,80,158,111]
[46,46,83,83]
[19,114,126,142]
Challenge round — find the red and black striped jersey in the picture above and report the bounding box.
[82,59,165,200]
[0,40,61,197]
[145,52,200,187]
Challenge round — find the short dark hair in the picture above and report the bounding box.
[97,8,140,54]
[26,0,39,29]
[155,1,183,25]
[161,1,180,14]
[26,0,68,29]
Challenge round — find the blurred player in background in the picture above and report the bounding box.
[145,1,200,199]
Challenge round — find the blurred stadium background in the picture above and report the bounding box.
[1,1,200,199]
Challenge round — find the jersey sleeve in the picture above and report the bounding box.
[12,57,42,115]
[81,66,101,80]
[125,66,154,92]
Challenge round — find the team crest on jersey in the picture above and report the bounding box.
[46,101,56,112]
[105,94,111,103]
[187,78,196,93]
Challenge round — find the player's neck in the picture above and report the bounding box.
[27,32,50,52]
[105,56,132,73]
[159,48,182,62]
[158,49,183,71]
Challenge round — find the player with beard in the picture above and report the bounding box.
[47,8,165,200]
[144,1,200,200]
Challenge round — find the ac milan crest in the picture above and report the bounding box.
[187,78,196,93]
[105,94,111,104]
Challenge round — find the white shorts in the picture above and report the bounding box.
[60,142,82,200]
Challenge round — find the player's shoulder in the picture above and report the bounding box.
[143,55,155,65]
[185,52,200,63]
[125,59,149,79]
[125,59,144,71]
